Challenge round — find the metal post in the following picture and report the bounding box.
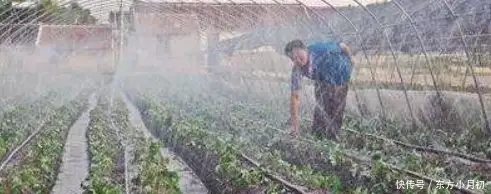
[119,0,124,69]
[111,20,115,73]
[111,0,124,89]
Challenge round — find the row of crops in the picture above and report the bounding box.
[0,87,92,192]
[82,87,182,193]
[0,80,190,193]
[122,74,491,194]
[0,72,490,194]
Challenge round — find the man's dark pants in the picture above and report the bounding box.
[312,81,349,140]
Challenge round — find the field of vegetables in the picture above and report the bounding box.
[122,74,491,194]
[0,70,490,194]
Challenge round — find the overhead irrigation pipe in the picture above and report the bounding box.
[173,100,484,194]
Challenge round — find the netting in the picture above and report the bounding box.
[1,0,490,193]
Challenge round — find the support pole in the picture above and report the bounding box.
[119,0,124,68]
[207,31,220,67]
[111,19,115,73]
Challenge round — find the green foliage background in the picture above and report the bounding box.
[0,0,96,24]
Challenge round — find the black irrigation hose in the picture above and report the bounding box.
[294,135,483,194]
[238,152,310,194]
[180,105,483,194]
[222,116,487,194]
[0,118,49,172]
[174,120,312,194]
[0,89,92,172]
[344,128,491,164]
[107,91,131,194]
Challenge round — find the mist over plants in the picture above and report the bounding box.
[0,0,490,193]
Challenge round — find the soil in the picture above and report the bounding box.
[51,93,97,194]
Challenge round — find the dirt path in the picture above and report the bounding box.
[121,91,209,194]
[51,93,97,194]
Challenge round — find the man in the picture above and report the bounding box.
[285,39,354,140]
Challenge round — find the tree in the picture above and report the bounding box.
[0,0,96,24]
[51,1,96,24]
[0,0,12,22]
[41,0,59,15]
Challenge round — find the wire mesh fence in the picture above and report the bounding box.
[0,0,491,193]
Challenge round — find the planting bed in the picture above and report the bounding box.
[51,93,98,194]
[0,89,92,193]
[121,91,208,194]
[0,85,95,165]
[0,76,204,194]
[82,87,184,194]
[122,74,491,194]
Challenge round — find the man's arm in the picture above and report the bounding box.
[339,42,354,65]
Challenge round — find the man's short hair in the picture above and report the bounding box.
[284,39,306,56]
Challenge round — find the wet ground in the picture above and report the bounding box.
[51,93,97,194]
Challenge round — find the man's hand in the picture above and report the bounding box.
[340,42,351,56]
[286,118,300,137]
[289,128,300,137]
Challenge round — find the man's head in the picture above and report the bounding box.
[284,39,309,67]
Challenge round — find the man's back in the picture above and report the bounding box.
[308,41,353,85]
